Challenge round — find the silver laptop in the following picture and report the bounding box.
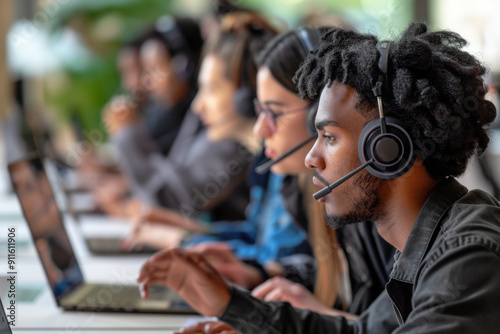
[8,154,194,314]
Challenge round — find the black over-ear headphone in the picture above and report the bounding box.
[155,16,195,80]
[313,41,416,200]
[234,86,257,118]
[358,41,415,179]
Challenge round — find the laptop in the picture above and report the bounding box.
[8,154,195,314]
[42,157,157,255]
[0,298,13,334]
[29,128,157,256]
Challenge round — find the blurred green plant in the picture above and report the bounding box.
[44,0,172,138]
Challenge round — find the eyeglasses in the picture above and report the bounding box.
[253,98,311,133]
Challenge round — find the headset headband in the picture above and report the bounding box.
[372,40,392,98]
[155,16,190,57]
[296,27,321,54]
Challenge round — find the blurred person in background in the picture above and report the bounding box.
[78,37,144,217]
[123,13,318,275]
[94,17,202,216]
[94,14,253,223]
[135,17,203,155]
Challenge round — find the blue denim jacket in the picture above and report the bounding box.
[185,173,311,265]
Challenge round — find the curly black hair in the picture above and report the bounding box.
[294,22,497,179]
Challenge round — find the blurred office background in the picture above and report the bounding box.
[0,0,499,195]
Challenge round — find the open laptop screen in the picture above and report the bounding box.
[8,155,84,304]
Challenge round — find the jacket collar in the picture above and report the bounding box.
[389,177,468,283]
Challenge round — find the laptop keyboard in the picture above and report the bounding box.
[75,284,176,309]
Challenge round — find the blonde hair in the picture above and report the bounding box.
[298,173,347,309]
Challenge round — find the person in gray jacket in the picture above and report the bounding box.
[137,22,500,334]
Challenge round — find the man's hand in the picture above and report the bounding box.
[190,242,264,289]
[137,248,231,317]
[174,321,240,334]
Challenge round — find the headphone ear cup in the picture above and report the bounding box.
[358,117,415,179]
[233,87,257,118]
[306,101,318,136]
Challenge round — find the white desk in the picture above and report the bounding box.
[0,194,23,217]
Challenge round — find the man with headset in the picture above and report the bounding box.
[137,22,500,333]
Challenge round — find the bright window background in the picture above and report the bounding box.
[176,0,413,37]
[431,0,500,72]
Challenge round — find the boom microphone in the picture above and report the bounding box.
[255,134,317,175]
[313,159,374,200]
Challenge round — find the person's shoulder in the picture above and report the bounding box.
[428,189,500,262]
[446,189,500,239]
[456,187,500,208]
[416,191,500,289]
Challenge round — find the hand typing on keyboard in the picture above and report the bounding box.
[137,248,231,317]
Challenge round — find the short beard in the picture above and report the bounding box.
[324,171,383,229]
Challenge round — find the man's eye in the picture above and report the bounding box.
[322,134,336,144]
